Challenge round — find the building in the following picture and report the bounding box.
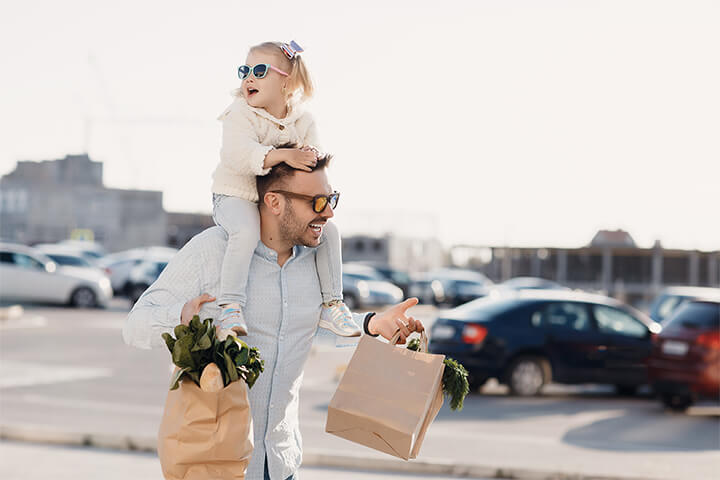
[166,212,215,248]
[0,154,166,252]
[453,229,720,305]
[342,234,446,272]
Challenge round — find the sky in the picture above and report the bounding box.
[1,0,718,251]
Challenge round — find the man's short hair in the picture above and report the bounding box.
[256,143,332,203]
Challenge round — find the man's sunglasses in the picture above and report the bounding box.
[271,190,340,213]
[238,63,289,80]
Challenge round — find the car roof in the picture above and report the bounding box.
[448,288,657,328]
[684,298,720,305]
[660,286,720,299]
[34,245,87,256]
[512,288,627,306]
[0,242,53,262]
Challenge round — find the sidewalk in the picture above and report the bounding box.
[0,440,495,480]
[0,423,666,480]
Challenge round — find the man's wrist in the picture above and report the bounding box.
[363,312,379,337]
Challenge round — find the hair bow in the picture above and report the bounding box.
[281,40,304,59]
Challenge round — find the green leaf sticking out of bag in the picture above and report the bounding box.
[407,338,469,411]
[162,315,264,391]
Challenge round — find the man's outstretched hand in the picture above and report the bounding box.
[367,297,423,344]
[181,293,216,326]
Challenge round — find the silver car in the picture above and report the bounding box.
[0,243,113,308]
[342,264,404,310]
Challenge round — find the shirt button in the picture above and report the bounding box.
[278,125,285,130]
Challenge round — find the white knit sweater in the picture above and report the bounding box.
[211,96,320,202]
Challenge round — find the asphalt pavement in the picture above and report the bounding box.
[1,301,719,480]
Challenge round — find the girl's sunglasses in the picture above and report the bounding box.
[271,190,340,213]
[238,63,289,80]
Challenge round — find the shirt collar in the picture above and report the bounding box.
[255,242,311,264]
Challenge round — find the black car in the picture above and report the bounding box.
[429,290,661,396]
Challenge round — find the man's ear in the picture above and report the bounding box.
[263,192,283,215]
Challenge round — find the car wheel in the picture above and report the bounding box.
[661,393,693,412]
[129,284,149,305]
[343,294,358,310]
[507,356,548,396]
[70,287,97,308]
[615,385,638,396]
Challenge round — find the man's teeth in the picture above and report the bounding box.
[310,224,324,230]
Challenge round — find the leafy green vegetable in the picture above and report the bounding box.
[407,338,469,411]
[162,315,264,391]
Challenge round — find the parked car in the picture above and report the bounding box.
[126,258,171,304]
[410,268,493,307]
[648,286,720,325]
[429,290,661,395]
[34,241,107,264]
[500,277,570,291]
[342,263,404,310]
[35,247,96,269]
[348,262,412,297]
[648,299,720,411]
[98,247,178,297]
[0,242,112,308]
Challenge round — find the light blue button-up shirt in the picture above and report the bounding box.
[123,227,363,480]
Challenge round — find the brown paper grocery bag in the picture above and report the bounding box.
[325,330,445,460]
[158,376,253,480]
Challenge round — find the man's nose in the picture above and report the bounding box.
[321,203,335,220]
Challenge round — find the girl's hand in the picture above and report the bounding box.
[282,148,317,172]
[300,145,320,159]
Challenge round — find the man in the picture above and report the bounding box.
[123,152,423,480]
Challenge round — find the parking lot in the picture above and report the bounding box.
[1,301,718,480]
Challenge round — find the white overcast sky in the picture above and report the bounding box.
[1,0,718,250]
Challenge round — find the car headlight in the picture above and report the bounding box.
[99,277,111,290]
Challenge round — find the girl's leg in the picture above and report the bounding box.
[316,222,361,337]
[213,195,260,308]
[315,221,343,304]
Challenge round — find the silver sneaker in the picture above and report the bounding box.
[319,301,361,337]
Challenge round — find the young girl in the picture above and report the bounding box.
[211,40,360,338]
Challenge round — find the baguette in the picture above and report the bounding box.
[199,363,224,392]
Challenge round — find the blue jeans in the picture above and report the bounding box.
[264,456,296,480]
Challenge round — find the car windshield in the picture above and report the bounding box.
[652,295,686,322]
[665,301,720,329]
[46,254,91,267]
[449,296,523,321]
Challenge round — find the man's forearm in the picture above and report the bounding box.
[123,295,185,349]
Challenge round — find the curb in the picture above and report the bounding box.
[0,424,662,480]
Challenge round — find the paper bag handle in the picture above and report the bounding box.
[390,329,429,352]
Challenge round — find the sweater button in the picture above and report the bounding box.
[278,125,285,130]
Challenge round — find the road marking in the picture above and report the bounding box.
[0,362,112,388]
[5,393,163,415]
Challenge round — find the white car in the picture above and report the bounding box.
[0,243,113,308]
[98,247,177,295]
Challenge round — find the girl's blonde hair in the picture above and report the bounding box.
[234,41,314,104]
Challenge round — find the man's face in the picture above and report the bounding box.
[277,169,335,248]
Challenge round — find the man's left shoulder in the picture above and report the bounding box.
[179,226,227,260]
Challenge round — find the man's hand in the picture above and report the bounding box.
[180,293,216,326]
[367,297,423,344]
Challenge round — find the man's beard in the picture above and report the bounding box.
[278,201,317,248]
